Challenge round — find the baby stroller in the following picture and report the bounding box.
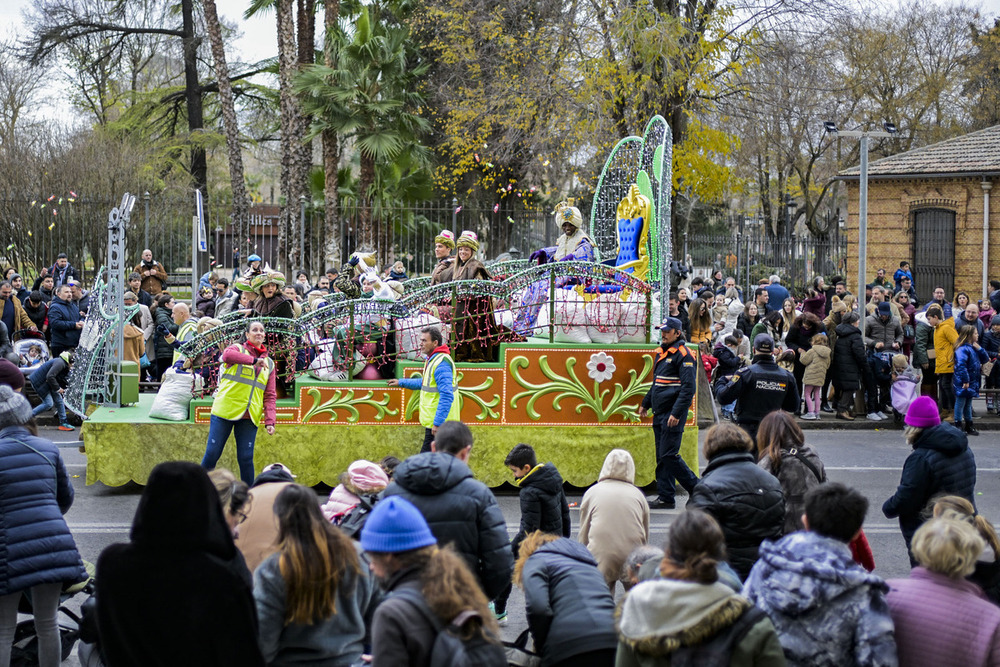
[12,330,51,378]
[10,562,94,667]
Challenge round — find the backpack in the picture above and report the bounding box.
[337,493,379,540]
[390,587,507,667]
[671,606,767,667]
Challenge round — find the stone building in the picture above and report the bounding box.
[839,125,1000,303]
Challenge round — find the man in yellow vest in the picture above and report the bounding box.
[160,302,199,364]
[388,326,460,452]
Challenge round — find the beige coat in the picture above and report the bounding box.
[578,450,650,588]
[799,344,832,387]
[236,481,293,572]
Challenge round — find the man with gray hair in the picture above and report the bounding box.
[624,545,664,587]
[764,274,790,313]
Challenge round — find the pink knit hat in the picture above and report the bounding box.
[348,460,390,492]
[904,396,941,428]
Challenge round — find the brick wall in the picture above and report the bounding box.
[843,176,1000,299]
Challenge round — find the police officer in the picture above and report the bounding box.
[638,316,699,509]
[388,325,459,452]
[716,333,799,443]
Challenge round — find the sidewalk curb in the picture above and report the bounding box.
[698,419,1000,431]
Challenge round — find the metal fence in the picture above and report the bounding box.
[0,195,564,289]
[683,228,848,295]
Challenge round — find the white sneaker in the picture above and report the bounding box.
[877,411,888,420]
[867,412,882,421]
[801,412,817,420]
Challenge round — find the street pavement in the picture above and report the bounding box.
[42,424,1000,664]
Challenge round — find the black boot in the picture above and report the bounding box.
[966,421,980,436]
[821,401,835,413]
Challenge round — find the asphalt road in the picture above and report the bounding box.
[40,425,1000,664]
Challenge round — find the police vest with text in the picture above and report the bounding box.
[418,352,461,428]
[644,340,697,421]
[211,347,274,426]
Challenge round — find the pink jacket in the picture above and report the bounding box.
[220,344,277,427]
[887,567,1000,667]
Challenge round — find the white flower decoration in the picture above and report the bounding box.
[587,352,617,383]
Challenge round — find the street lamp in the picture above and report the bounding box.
[824,121,897,313]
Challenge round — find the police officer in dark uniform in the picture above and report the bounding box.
[716,333,800,444]
[638,316,699,509]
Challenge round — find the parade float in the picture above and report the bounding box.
[72,116,702,487]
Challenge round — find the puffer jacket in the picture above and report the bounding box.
[687,451,785,580]
[758,444,826,535]
[799,345,832,387]
[742,531,897,667]
[384,452,513,599]
[882,422,976,547]
[0,425,88,596]
[617,579,786,667]
[47,296,81,350]
[153,306,178,360]
[832,323,866,390]
[954,343,990,397]
[578,450,650,586]
[864,314,903,352]
[521,538,618,666]
[513,463,570,550]
[955,312,985,340]
[934,317,959,374]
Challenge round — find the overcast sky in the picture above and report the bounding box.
[2,0,999,123]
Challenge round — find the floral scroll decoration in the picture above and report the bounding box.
[301,387,398,423]
[509,353,653,422]
[403,372,502,422]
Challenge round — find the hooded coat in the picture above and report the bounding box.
[882,422,977,548]
[687,451,785,580]
[832,322,867,390]
[513,462,571,550]
[521,538,618,666]
[383,452,513,599]
[96,461,264,667]
[798,345,832,388]
[0,425,88,596]
[578,450,650,586]
[954,343,990,397]
[742,531,897,667]
[616,579,785,667]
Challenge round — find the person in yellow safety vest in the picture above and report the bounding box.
[388,325,460,452]
[159,302,200,364]
[202,320,277,484]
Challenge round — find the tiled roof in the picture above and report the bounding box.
[838,125,1000,177]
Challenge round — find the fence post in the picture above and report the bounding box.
[548,269,556,344]
[348,302,355,382]
[645,289,652,344]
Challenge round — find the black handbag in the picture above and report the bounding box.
[503,629,541,667]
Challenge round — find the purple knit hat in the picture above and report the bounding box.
[904,396,941,428]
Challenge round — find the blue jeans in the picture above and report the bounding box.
[31,384,67,423]
[954,393,974,424]
[653,417,699,501]
[203,415,257,484]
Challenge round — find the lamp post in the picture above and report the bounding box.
[823,121,897,314]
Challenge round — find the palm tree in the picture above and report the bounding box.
[202,0,252,266]
[296,5,430,263]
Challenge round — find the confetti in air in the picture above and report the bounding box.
[493,203,500,213]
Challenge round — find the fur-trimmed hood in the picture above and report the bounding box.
[617,579,750,657]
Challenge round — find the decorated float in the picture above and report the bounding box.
[73,116,702,487]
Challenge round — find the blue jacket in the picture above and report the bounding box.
[521,538,617,665]
[0,425,87,596]
[883,422,976,546]
[893,268,913,292]
[764,284,790,313]
[953,344,990,397]
[48,296,81,349]
[397,352,454,427]
[743,531,897,667]
[30,357,70,393]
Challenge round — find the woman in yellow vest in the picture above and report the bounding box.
[202,321,277,483]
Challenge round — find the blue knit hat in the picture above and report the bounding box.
[360,496,437,553]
